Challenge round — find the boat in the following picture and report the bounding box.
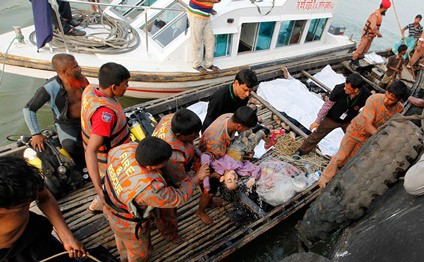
[2,51,421,260]
[0,0,355,98]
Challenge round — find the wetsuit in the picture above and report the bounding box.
[23,76,85,170]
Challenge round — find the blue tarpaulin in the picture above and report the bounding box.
[30,0,53,50]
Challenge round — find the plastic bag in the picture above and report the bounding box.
[256,158,304,206]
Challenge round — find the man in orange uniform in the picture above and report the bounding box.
[350,0,391,70]
[102,137,210,261]
[152,108,202,244]
[318,81,409,188]
[196,106,258,224]
[81,63,131,213]
[409,31,424,69]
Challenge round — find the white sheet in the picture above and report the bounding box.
[364,52,385,65]
[308,65,346,91]
[257,78,344,156]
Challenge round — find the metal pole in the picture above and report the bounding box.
[145,11,149,52]
[301,70,332,93]
[51,0,70,53]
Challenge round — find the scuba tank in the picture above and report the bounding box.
[22,130,85,198]
[125,107,157,142]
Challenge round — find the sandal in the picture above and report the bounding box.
[193,66,208,74]
[207,65,220,72]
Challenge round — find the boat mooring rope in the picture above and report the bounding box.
[29,10,140,54]
[39,251,102,262]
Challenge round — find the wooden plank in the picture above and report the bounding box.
[341,61,386,93]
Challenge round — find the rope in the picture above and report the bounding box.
[250,0,275,16]
[0,36,20,88]
[29,11,140,54]
[39,251,102,262]
[391,0,416,79]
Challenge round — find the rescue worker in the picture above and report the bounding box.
[23,53,88,172]
[202,69,258,132]
[102,136,210,261]
[408,31,424,69]
[81,62,131,213]
[197,106,258,224]
[152,109,202,244]
[0,157,87,261]
[350,0,391,70]
[318,81,409,188]
[293,73,371,159]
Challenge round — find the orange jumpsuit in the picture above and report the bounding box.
[199,113,233,159]
[320,94,403,185]
[352,10,383,61]
[103,142,200,261]
[410,32,424,67]
[151,114,196,241]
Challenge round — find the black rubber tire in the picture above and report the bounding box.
[296,117,423,244]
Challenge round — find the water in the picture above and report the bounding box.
[0,0,423,260]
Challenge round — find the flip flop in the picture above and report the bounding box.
[193,66,208,74]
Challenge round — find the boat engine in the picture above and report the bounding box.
[22,130,85,198]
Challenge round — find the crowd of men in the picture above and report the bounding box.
[3,0,424,260]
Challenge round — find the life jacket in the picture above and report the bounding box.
[363,11,382,38]
[103,142,166,220]
[152,114,195,165]
[81,85,130,177]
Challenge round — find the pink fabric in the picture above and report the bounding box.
[201,154,261,192]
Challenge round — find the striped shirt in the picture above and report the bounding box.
[404,23,423,39]
[188,0,214,18]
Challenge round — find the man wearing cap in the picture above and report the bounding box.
[350,0,391,70]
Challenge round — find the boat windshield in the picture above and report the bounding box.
[110,0,158,21]
[143,2,187,47]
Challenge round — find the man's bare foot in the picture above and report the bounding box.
[169,235,186,245]
[209,198,226,207]
[196,210,214,224]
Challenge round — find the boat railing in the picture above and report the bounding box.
[53,0,187,52]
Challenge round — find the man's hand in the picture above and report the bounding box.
[246,177,256,189]
[31,134,45,151]
[243,151,254,160]
[196,163,210,181]
[211,9,217,15]
[63,237,88,258]
[309,122,319,132]
[377,32,382,38]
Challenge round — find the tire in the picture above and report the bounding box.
[296,118,423,245]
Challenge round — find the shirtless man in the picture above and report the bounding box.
[0,157,86,261]
[23,53,88,171]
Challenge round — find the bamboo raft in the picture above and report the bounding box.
[3,52,421,261]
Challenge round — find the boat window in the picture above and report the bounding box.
[153,14,188,46]
[214,34,232,57]
[111,0,157,21]
[256,22,275,51]
[305,18,328,42]
[144,2,185,33]
[238,22,275,53]
[276,20,306,47]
